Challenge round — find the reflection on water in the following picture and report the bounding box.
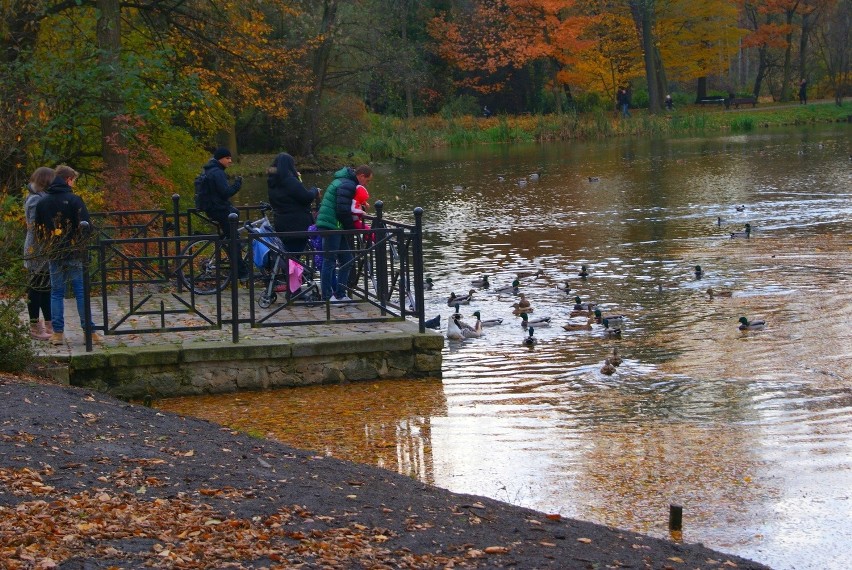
[161,125,852,570]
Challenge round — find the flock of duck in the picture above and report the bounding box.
[424,204,767,375]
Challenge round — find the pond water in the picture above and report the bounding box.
[161,124,852,570]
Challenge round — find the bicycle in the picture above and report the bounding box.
[177,205,272,295]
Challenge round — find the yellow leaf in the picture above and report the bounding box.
[577,537,592,544]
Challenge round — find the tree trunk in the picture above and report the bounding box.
[779,5,799,101]
[799,11,812,84]
[96,0,129,191]
[696,77,708,101]
[630,0,661,114]
[752,44,770,99]
[300,0,338,157]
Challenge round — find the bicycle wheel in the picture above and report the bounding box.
[178,238,229,294]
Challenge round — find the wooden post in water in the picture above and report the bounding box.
[669,504,683,531]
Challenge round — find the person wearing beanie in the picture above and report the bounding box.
[199,147,247,279]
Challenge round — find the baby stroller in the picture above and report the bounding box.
[249,220,320,308]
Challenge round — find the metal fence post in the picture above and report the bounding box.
[374,201,388,306]
[412,207,425,333]
[228,212,240,343]
[81,221,94,352]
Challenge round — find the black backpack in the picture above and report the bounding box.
[193,172,209,211]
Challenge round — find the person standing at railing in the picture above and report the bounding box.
[198,147,247,281]
[34,165,101,346]
[315,165,373,302]
[267,152,319,293]
[22,166,55,340]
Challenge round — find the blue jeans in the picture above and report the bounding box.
[320,233,353,300]
[49,259,93,333]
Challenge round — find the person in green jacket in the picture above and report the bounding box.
[316,165,373,301]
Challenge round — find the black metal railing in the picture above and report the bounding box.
[80,197,426,352]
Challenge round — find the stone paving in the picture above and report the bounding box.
[28,283,425,360]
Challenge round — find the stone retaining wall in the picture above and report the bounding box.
[65,332,444,400]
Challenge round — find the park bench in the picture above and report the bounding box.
[696,97,727,106]
[728,96,758,108]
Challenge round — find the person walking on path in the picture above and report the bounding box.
[22,166,55,340]
[315,165,373,302]
[798,79,808,104]
[34,165,101,345]
[199,147,247,280]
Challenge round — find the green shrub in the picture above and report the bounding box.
[439,95,481,119]
[730,117,755,132]
[0,300,33,373]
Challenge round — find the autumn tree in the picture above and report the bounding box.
[814,0,851,104]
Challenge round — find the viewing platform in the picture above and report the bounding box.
[30,199,442,399]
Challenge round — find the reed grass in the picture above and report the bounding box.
[358,101,852,159]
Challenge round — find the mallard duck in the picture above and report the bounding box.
[494,279,520,294]
[578,265,589,278]
[593,309,625,330]
[573,296,596,312]
[694,265,703,279]
[512,293,533,314]
[424,277,434,290]
[556,281,572,294]
[470,275,490,288]
[516,269,544,279]
[462,313,484,338]
[562,318,593,331]
[588,176,600,182]
[529,172,540,182]
[602,327,622,338]
[518,312,551,328]
[610,347,623,367]
[735,205,746,212]
[738,316,766,330]
[706,287,733,298]
[472,310,502,327]
[424,315,441,330]
[447,289,476,306]
[602,316,624,331]
[600,358,617,375]
[730,223,752,239]
[523,326,538,345]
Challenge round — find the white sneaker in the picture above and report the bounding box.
[334,295,353,302]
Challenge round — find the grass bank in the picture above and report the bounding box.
[359,100,852,160]
[232,100,851,175]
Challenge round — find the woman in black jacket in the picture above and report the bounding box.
[267,153,319,253]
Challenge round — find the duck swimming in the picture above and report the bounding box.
[556,281,571,294]
[472,310,502,327]
[706,287,733,298]
[494,279,520,295]
[600,358,617,375]
[578,265,589,278]
[462,313,483,338]
[694,265,703,279]
[446,315,465,340]
[516,269,544,280]
[738,316,766,330]
[730,223,752,239]
[512,293,533,314]
[610,347,623,367]
[518,312,551,328]
[424,315,441,329]
[594,309,625,330]
[447,289,476,306]
[523,326,538,346]
[424,277,434,290]
[470,275,490,288]
[562,318,593,331]
[573,296,596,311]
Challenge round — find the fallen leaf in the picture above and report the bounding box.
[668,556,685,563]
[577,537,592,544]
[545,513,562,521]
[183,450,194,457]
[484,546,510,554]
